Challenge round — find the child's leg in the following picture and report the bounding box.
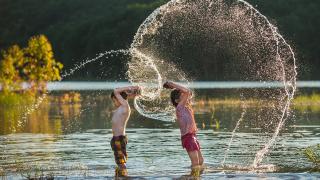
[188,150,205,177]
[111,136,128,177]
[187,151,201,177]
[182,133,203,176]
[187,150,200,167]
[115,164,128,177]
[115,152,127,176]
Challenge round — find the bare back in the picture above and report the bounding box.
[112,102,131,136]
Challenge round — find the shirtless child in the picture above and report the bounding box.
[163,81,204,176]
[110,86,141,177]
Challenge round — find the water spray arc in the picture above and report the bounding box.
[222,102,247,166]
[235,0,297,167]
[128,0,297,168]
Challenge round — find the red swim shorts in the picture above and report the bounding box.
[181,133,201,152]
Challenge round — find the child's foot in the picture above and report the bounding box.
[115,167,128,177]
[190,165,202,177]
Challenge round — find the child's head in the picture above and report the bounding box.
[111,92,128,107]
[170,89,181,107]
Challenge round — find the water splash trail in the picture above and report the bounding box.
[252,52,296,167]
[61,49,130,79]
[19,93,47,129]
[129,48,163,99]
[252,96,294,168]
[221,102,247,166]
[235,0,297,167]
[130,48,177,121]
[130,0,188,49]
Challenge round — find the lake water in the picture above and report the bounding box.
[1,82,320,179]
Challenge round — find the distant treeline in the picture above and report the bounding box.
[0,0,319,80]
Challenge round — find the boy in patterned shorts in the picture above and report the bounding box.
[110,86,141,177]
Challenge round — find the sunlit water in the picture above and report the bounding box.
[1,90,320,179]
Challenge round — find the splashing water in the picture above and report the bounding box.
[127,0,297,168]
[128,48,190,121]
[61,49,130,79]
[19,93,47,128]
[236,0,296,168]
[222,101,247,166]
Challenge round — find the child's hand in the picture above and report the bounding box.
[127,86,141,96]
[135,86,142,95]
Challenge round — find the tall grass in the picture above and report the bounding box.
[304,144,320,171]
[293,93,320,112]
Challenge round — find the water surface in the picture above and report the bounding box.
[0,88,320,179]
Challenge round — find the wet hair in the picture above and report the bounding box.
[170,89,181,107]
[110,91,128,100]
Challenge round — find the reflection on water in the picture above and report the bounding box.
[0,93,83,135]
[0,91,320,178]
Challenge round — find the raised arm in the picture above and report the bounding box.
[163,81,191,94]
[125,86,141,96]
[114,86,141,105]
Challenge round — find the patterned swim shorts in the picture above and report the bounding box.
[110,135,128,165]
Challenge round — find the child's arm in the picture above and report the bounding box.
[114,86,141,105]
[114,88,128,106]
[125,86,141,96]
[163,81,191,94]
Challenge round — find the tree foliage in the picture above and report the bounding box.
[0,35,63,92]
[0,45,23,92]
[23,35,63,82]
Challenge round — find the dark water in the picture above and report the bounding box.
[0,90,320,179]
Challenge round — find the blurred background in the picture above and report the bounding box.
[0,0,319,80]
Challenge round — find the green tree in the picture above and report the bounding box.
[0,35,63,92]
[0,45,24,92]
[23,35,63,90]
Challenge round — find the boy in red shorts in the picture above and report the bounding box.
[163,81,204,176]
[110,86,141,177]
